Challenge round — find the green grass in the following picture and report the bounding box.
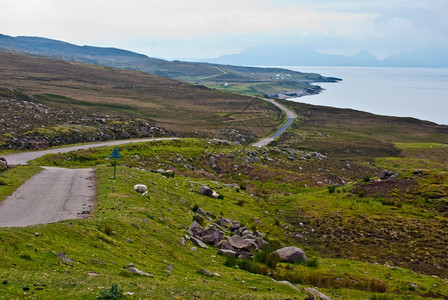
[2,139,447,299]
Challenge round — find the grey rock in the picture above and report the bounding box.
[198,268,214,277]
[128,267,154,277]
[237,252,252,260]
[387,173,399,181]
[57,252,74,263]
[188,221,203,236]
[305,287,332,300]
[256,231,266,238]
[244,234,257,240]
[228,235,258,253]
[201,227,224,245]
[216,240,235,250]
[241,229,251,236]
[190,236,209,249]
[193,214,204,225]
[272,246,307,263]
[254,237,268,249]
[196,207,207,216]
[230,221,241,231]
[218,249,237,257]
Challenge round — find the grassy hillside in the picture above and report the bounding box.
[0,34,340,97]
[1,138,447,299]
[0,50,283,149]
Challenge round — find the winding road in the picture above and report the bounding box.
[0,98,296,227]
[252,98,297,147]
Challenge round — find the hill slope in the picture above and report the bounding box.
[0,34,340,97]
[0,50,284,149]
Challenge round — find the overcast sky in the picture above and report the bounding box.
[2,0,447,59]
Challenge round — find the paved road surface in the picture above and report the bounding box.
[252,99,297,147]
[0,137,177,227]
[2,137,179,165]
[0,167,95,227]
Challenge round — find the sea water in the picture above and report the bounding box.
[284,66,448,125]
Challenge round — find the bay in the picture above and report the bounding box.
[284,66,448,125]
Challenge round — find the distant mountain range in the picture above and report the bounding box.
[202,44,448,68]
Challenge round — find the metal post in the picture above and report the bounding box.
[113,157,117,179]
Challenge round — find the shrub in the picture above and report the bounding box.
[363,176,370,182]
[19,252,31,260]
[358,190,366,198]
[104,225,113,236]
[97,284,123,299]
[274,218,280,226]
[370,294,392,300]
[306,257,319,268]
[236,199,245,206]
[191,203,199,212]
[266,252,280,268]
[327,185,336,193]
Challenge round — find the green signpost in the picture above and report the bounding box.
[109,147,122,179]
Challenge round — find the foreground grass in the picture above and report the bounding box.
[1,139,447,299]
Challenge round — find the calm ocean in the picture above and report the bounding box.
[284,66,448,125]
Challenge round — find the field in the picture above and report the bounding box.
[1,135,447,299]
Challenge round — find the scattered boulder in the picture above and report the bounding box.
[218,249,237,257]
[272,246,307,263]
[379,170,396,180]
[128,267,154,277]
[387,173,399,181]
[201,227,224,245]
[254,237,268,249]
[228,235,258,253]
[305,287,332,300]
[413,169,423,175]
[198,268,214,277]
[196,207,207,216]
[190,236,209,249]
[188,221,203,237]
[237,252,252,260]
[216,240,235,250]
[230,221,241,231]
[57,252,74,263]
[133,184,148,194]
[193,214,205,225]
[218,217,230,228]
